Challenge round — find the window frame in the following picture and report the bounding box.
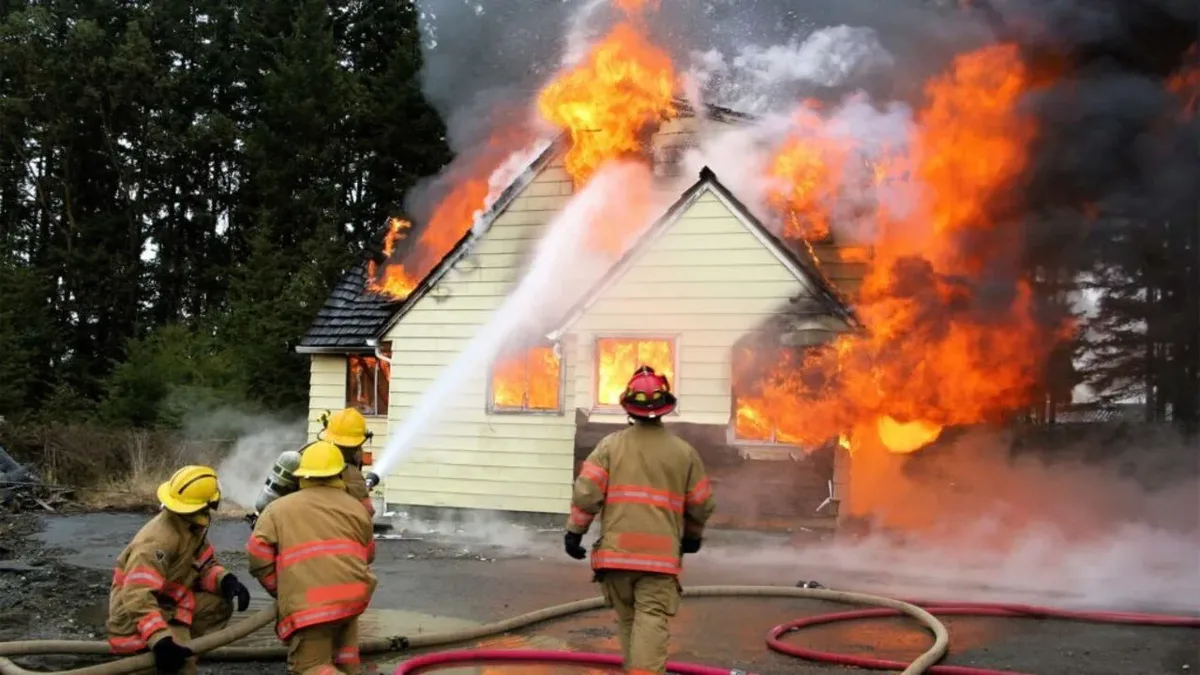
[345,344,391,418]
[485,341,567,416]
[591,334,682,415]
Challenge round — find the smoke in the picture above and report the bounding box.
[708,428,1200,611]
[180,407,306,510]
[680,93,916,245]
[686,26,896,115]
[376,162,666,475]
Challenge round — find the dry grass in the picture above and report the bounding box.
[1,423,242,512]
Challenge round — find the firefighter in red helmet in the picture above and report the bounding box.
[563,366,716,675]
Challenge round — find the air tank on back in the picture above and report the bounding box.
[254,450,302,514]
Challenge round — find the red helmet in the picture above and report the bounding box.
[620,366,677,419]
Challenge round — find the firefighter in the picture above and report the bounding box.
[564,366,716,675]
[317,407,381,517]
[246,440,377,675]
[106,466,252,675]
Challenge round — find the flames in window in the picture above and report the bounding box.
[595,338,675,407]
[732,346,803,445]
[491,345,562,411]
[347,354,390,416]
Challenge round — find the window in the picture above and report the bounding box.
[730,346,802,445]
[594,337,676,408]
[347,348,390,416]
[489,343,563,413]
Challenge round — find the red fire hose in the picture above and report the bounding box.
[394,599,1200,675]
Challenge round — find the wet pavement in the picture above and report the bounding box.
[30,513,1200,674]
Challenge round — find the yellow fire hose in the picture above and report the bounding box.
[0,585,949,675]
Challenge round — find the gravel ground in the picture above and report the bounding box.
[1,512,1197,675]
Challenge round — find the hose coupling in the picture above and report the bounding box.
[796,580,824,589]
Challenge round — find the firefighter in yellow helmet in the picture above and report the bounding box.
[106,466,252,675]
[317,407,380,517]
[247,441,377,675]
[564,366,716,675]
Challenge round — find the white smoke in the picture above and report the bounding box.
[682,93,915,245]
[703,429,1200,612]
[688,25,895,115]
[181,408,306,510]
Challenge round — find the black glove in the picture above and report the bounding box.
[220,574,251,612]
[681,536,702,554]
[564,531,587,560]
[152,636,193,674]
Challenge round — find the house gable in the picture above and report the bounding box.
[556,166,856,427]
[296,136,566,353]
[549,166,857,341]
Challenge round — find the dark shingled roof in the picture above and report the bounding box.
[297,255,403,352]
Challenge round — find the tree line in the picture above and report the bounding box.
[0,0,450,428]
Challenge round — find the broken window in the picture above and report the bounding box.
[730,346,803,445]
[594,337,676,408]
[489,344,563,413]
[347,349,390,416]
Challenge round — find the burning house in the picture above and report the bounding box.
[295,0,1198,533]
[297,100,868,528]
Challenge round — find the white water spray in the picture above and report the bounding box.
[372,162,655,476]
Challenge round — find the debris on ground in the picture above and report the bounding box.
[0,446,73,513]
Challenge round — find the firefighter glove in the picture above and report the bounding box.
[152,636,193,673]
[681,536,702,554]
[564,531,587,560]
[220,574,252,612]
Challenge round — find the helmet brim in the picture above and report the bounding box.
[293,466,345,479]
[621,392,678,419]
[319,430,367,447]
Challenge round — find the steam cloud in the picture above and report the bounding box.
[183,408,307,509]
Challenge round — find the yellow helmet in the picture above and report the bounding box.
[158,465,222,515]
[319,408,370,447]
[294,441,346,479]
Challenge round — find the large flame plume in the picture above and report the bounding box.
[737,44,1069,459]
[536,8,676,190]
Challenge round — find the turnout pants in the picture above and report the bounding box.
[599,570,682,675]
[287,616,361,675]
[134,592,232,675]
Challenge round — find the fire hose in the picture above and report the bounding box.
[1,584,1197,675]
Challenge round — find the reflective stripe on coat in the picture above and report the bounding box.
[106,511,229,652]
[246,483,377,640]
[566,424,716,576]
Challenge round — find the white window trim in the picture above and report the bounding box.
[485,341,567,416]
[590,334,682,415]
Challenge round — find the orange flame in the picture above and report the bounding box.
[366,127,535,300]
[738,44,1067,458]
[366,218,416,297]
[1167,44,1199,118]
[536,22,676,187]
[491,345,562,411]
[596,338,674,407]
[766,103,852,241]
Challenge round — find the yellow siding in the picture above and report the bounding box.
[569,190,825,426]
[306,355,389,455]
[381,158,577,514]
